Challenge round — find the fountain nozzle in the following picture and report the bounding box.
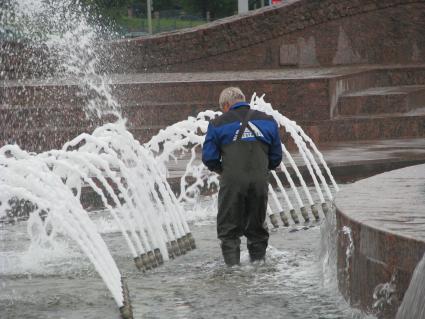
[154,248,164,265]
[269,213,279,228]
[321,202,329,216]
[182,235,192,251]
[279,211,290,227]
[119,276,133,319]
[177,238,187,254]
[147,251,158,268]
[187,233,196,249]
[133,256,144,271]
[166,242,175,259]
[290,209,300,224]
[311,204,320,221]
[141,253,151,270]
[171,240,181,256]
[300,206,310,222]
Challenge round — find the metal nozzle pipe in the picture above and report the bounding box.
[269,213,279,228]
[187,233,196,249]
[154,248,164,265]
[290,209,300,224]
[182,235,192,251]
[171,240,181,256]
[279,211,290,227]
[133,256,144,271]
[311,204,320,221]
[177,238,187,254]
[300,206,310,222]
[147,251,158,268]
[322,202,329,216]
[141,253,151,270]
[166,242,175,259]
[120,276,133,319]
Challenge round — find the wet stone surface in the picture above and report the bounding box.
[336,164,425,240]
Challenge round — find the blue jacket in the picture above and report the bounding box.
[202,102,283,172]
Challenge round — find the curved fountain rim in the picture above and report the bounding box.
[335,163,425,246]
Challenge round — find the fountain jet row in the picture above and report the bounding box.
[0,145,126,312]
[145,94,339,227]
[0,122,199,319]
[2,1,195,318]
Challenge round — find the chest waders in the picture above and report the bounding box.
[217,109,270,266]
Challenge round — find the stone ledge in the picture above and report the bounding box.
[335,164,425,318]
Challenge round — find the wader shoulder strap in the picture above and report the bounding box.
[234,109,252,141]
[233,109,261,142]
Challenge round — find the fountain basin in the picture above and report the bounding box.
[335,164,425,318]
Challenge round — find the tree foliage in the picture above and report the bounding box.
[79,0,241,21]
[180,0,237,19]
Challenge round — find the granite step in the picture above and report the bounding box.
[302,112,425,143]
[2,64,425,152]
[337,85,425,116]
[3,64,425,123]
[0,125,163,152]
[0,102,207,130]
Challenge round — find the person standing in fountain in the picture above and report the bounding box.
[202,87,283,266]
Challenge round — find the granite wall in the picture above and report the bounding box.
[108,0,425,73]
[335,165,425,318]
[3,0,425,79]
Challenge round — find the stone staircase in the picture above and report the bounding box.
[1,64,424,152]
[337,85,425,116]
[309,83,425,143]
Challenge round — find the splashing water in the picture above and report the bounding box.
[342,226,354,275]
[145,94,339,226]
[396,253,425,319]
[0,145,124,307]
[2,0,127,311]
[0,121,197,309]
[1,1,349,317]
[0,89,340,314]
[318,204,377,319]
[373,272,397,311]
[3,0,120,117]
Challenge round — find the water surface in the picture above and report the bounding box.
[1,207,374,319]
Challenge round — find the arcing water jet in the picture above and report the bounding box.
[145,94,339,229]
